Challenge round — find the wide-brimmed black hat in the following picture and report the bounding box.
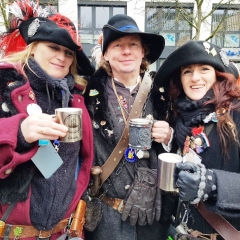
[102,14,165,64]
[19,15,95,76]
[154,40,239,88]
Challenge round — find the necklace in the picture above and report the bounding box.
[112,77,129,124]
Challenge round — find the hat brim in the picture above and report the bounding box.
[102,25,165,64]
[19,17,95,76]
[76,50,95,76]
[19,17,80,51]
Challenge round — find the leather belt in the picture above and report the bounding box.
[101,195,124,213]
[0,218,69,239]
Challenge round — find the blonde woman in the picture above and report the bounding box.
[0,1,94,239]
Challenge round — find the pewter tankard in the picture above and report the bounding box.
[129,118,153,150]
[55,108,82,142]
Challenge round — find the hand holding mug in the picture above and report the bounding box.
[152,121,172,145]
[175,162,201,201]
[21,113,68,143]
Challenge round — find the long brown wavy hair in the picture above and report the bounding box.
[169,69,240,157]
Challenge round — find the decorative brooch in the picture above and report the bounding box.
[28,18,43,37]
[183,126,210,155]
[203,108,227,123]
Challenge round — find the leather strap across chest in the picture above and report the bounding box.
[100,72,152,184]
[197,201,240,240]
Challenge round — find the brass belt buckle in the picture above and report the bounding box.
[117,200,124,213]
[39,228,53,239]
[0,221,5,236]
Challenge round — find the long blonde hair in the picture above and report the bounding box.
[1,42,87,90]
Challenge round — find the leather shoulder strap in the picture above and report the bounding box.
[197,201,240,240]
[100,72,152,184]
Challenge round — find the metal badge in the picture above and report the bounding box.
[124,148,137,163]
[210,48,217,57]
[27,103,42,116]
[159,87,165,93]
[2,102,9,112]
[203,42,210,54]
[104,128,113,136]
[136,150,150,159]
[220,50,229,66]
[93,121,99,129]
[89,89,99,96]
[29,90,36,100]
[28,18,41,37]
[96,98,100,104]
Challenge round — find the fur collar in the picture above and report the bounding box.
[85,68,117,145]
[85,68,172,145]
[0,68,27,117]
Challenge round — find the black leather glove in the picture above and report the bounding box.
[176,162,201,202]
[176,162,217,203]
[122,167,160,226]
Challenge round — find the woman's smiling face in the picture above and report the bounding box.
[180,64,217,100]
[31,41,74,78]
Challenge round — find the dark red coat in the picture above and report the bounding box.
[0,65,93,239]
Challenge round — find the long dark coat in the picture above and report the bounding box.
[84,68,177,240]
[186,110,240,233]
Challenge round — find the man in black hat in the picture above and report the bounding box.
[84,14,176,240]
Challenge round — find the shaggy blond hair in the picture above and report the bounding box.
[1,42,87,90]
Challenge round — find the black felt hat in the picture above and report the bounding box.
[102,14,165,64]
[154,40,239,88]
[19,14,95,76]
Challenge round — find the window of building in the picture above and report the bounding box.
[78,3,126,44]
[146,4,193,47]
[212,6,240,48]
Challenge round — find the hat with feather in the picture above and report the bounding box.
[0,0,95,76]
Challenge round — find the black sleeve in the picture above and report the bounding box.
[205,169,240,219]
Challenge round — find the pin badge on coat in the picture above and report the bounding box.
[27,103,42,115]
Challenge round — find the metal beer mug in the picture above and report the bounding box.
[55,108,82,142]
[157,153,183,192]
[129,118,153,150]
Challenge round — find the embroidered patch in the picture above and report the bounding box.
[220,50,229,66]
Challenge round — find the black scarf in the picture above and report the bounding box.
[26,58,75,110]
[175,90,215,150]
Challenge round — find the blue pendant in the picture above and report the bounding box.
[125,147,137,163]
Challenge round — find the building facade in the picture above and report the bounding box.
[1,0,240,71]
